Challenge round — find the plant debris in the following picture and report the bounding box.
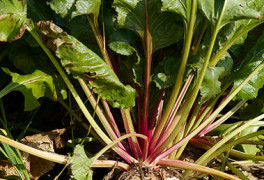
[0,128,67,179]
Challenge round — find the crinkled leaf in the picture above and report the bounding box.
[231,32,264,100]
[161,0,192,21]
[228,35,247,58]
[113,0,183,52]
[0,68,67,111]
[198,0,262,29]
[0,0,27,42]
[37,21,137,108]
[71,145,93,180]
[49,0,101,18]
[198,64,224,104]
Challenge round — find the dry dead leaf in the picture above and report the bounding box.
[0,128,67,179]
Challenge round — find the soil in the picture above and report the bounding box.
[116,166,182,180]
[97,145,264,180]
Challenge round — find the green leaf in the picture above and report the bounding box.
[0,68,67,111]
[71,145,93,180]
[109,41,134,56]
[216,52,233,79]
[198,63,224,104]
[27,0,55,22]
[37,21,137,108]
[113,0,183,52]
[198,0,262,29]
[208,123,236,136]
[7,40,56,74]
[0,0,27,42]
[72,0,101,18]
[210,0,264,65]
[118,52,143,87]
[238,99,264,120]
[152,55,181,89]
[231,32,264,100]
[217,22,248,56]
[237,126,261,155]
[161,0,192,21]
[108,29,137,56]
[48,0,75,18]
[49,0,101,19]
[109,29,143,86]
[65,16,100,54]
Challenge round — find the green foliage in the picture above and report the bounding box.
[152,55,181,89]
[65,16,100,54]
[37,21,137,108]
[198,64,224,104]
[27,0,55,22]
[0,68,66,111]
[215,52,233,79]
[161,0,192,21]
[232,32,264,100]
[7,41,55,73]
[238,125,261,155]
[113,0,183,52]
[71,145,93,180]
[108,29,137,56]
[0,0,27,41]
[108,29,143,86]
[109,40,135,56]
[49,0,101,18]
[198,0,261,29]
[0,0,264,179]
[209,121,263,155]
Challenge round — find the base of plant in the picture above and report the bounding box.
[117,165,182,180]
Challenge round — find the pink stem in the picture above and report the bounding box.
[147,89,166,141]
[101,100,129,151]
[195,108,216,137]
[196,88,233,137]
[149,74,194,154]
[101,100,122,138]
[141,0,152,136]
[121,110,142,158]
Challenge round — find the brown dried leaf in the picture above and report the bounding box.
[0,128,67,179]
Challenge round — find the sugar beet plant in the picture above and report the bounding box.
[0,0,264,179]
